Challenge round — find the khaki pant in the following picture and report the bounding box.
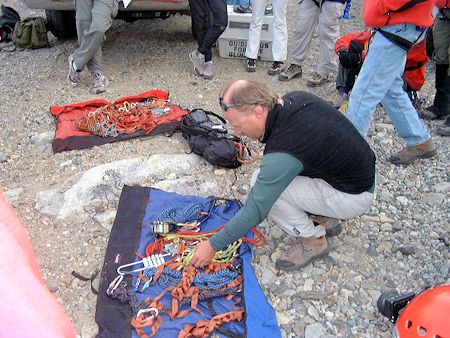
[251,170,374,238]
[288,0,344,76]
[73,0,118,74]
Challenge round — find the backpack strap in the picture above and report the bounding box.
[190,109,227,125]
[376,28,414,51]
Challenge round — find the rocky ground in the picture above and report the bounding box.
[0,0,449,337]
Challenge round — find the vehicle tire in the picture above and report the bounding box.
[45,10,77,39]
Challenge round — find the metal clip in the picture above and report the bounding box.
[106,274,124,295]
[137,307,159,319]
[116,253,171,275]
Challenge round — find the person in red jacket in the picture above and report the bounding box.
[332,30,429,109]
[345,0,437,165]
[419,0,450,136]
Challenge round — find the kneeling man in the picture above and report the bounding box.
[192,79,376,271]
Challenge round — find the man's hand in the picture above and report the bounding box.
[190,240,216,268]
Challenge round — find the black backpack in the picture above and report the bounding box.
[0,5,20,42]
[181,109,257,169]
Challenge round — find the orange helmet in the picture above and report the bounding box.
[395,284,450,338]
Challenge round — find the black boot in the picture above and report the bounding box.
[419,64,450,120]
[433,63,450,116]
[437,116,450,137]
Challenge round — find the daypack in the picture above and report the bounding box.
[0,5,20,42]
[404,39,428,92]
[181,109,257,169]
[12,16,48,49]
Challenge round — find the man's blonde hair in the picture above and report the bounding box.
[220,79,279,112]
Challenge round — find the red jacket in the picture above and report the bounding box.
[436,0,449,8]
[335,30,372,54]
[363,0,435,28]
[334,30,429,91]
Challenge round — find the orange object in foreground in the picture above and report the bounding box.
[396,284,450,338]
[0,191,76,338]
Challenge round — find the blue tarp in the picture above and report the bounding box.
[132,188,281,338]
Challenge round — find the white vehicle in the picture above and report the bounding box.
[21,0,191,38]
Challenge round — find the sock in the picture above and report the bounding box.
[337,87,348,96]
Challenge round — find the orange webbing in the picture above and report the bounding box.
[170,266,202,319]
[178,309,245,338]
[131,296,165,338]
[235,142,260,164]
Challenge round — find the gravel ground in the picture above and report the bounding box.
[0,0,449,337]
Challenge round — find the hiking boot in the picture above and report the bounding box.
[278,64,302,81]
[307,72,331,87]
[328,92,349,108]
[388,139,437,165]
[202,61,214,79]
[418,105,446,120]
[90,72,108,94]
[275,236,329,271]
[437,117,450,137]
[268,61,283,75]
[67,55,81,86]
[189,49,205,77]
[246,58,256,72]
[311,216,342,237]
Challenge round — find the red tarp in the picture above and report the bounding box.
[51,89,188,153]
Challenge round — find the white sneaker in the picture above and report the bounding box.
[67,55,81,85]
[188,49,205,77]
[91,73,108,94]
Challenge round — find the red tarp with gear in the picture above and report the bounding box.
[50,89,188,153]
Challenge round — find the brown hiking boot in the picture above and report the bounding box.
[388,139,437,165]
[311,216,342,237]
[275,236,329,271]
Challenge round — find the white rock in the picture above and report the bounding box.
[35,189,64,216]
[396,196,409,206]
[4,188,23,202]
[305,323,327,338]
[30,131,55,145]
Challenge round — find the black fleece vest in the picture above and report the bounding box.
[261,91,376,194]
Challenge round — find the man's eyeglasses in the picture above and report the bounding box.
[219,97,247,112]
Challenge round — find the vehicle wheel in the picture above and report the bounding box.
[45,10,77,39]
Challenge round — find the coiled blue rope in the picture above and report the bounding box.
[137,267,239,291]
[195,269,239,290]
[156,202,204,223]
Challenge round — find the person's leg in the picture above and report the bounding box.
[72,0,116,74]
[381,74,431,146]
[420,18,450,119]
[271,0,288,62]
[245,0,266,61]
[250,172,373,238]
[286,0,318,65]
[200,0,227,62]
[315,1,344,77]
[266,174,373,271]
[346,24,425,137]
[188,0,209,52]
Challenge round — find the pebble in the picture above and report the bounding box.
[305,323,327,338]
[0,151,7,163]
[398,244,417,256]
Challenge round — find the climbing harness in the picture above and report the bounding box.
[77,98,171,137]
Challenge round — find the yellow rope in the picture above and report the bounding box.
[177,239,243,270]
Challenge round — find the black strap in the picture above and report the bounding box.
[404,62,425,71]
[72,269,100,294]
[387,0,427,13]
[190,108,227,125]
[376,28,414,51]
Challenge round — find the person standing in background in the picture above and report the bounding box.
[419,0,450,136]
[346,0,437,165]
[245,0,288,75]
[189,0,228,79]
[278,0,345,87]
[67,0,118,94]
